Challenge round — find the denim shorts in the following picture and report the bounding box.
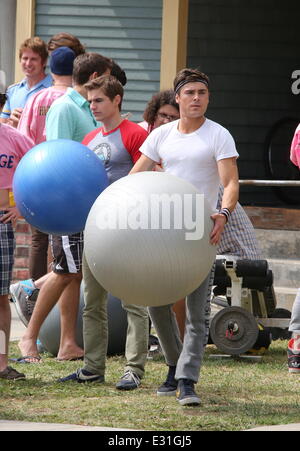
[0,211,15,295]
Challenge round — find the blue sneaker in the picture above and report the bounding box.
[10,279,39,326]
[58,368,104,383]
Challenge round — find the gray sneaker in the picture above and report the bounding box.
[10,280,39,326]
[116,370,141,390]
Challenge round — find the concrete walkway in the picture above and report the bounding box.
[247,423,300,431]
[0,420,136,431]
[1,419,300,431]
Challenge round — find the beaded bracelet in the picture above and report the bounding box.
[219,207,231,223]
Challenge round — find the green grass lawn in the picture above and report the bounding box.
[0,340,299,431]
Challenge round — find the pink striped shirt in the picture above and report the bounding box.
[0,124,34,189]
[18,87,66,144]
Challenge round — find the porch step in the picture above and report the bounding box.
[255,229,300,260]
[273,286,298,312]
[267,258,300,289]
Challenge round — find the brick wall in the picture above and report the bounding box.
[244,207,300,231]
[12,219,31,283]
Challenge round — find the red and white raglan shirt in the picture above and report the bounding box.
[82,119,148,184]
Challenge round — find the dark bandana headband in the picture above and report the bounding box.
[174,78,209,94]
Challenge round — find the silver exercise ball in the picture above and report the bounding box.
[84,172,216,307]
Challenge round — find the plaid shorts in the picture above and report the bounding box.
[50,232,83,274]
[217,202,262,260]
[0,211,15,295]
[217,187,261,260]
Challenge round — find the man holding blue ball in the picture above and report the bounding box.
[130,68,239,406]
[15,53,112,363]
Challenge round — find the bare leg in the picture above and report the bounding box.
[57,274,84,360]
[18,272,73,360]
[33,273,51,290]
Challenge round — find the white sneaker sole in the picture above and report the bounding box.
[288,368,300,373]
[157,389,177,396]
[177,396,201,406]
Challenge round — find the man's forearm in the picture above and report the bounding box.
[221,180,239,212]
[129,154,156,174]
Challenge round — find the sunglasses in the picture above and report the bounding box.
[157,112,179,122]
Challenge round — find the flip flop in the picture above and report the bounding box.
[10,355,41,364]
[56,356,84,362]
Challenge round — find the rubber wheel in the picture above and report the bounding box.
[210,306,259,355]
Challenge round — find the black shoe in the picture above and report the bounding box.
[0,366,26,380]
[157,365,177,396]
[116,370,141,390]
[58,368,104,383]
[176,379,201,406]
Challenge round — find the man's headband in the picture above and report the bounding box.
[174,78,209,94]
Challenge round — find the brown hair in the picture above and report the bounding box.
[85,75,124,111]
[173,68,210,94]
[72,53,112,86]
[143,90,179,125]
[48,32,86,56]
[19,37,48,64]
[110,60,127,86]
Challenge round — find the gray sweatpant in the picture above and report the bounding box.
[148,266,214,383]
[289,288,300,333]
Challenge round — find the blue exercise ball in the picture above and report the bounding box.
[13,139,109,235]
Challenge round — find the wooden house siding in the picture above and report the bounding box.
[35,0,163,122]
